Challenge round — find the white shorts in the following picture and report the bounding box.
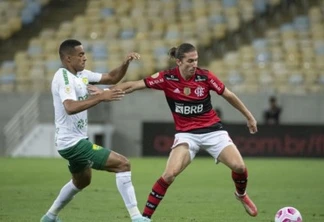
[171,130,234,162]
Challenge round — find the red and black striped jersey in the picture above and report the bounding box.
[144,66,225,132]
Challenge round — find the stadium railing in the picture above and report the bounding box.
[3,92,40,155]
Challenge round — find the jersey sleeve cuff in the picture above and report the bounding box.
[143,79,151,88]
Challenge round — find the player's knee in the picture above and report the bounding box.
[81,178,91,188]
[232,163,246,173]
[162,172,176,184]
[119,158,131,172]
[73,176,91,189]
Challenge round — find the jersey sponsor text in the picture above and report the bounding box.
[175,103,204,115]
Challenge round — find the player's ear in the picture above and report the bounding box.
[176,59,181,66]
[66,55,71,62]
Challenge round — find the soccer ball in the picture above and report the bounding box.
[274,206,303,222]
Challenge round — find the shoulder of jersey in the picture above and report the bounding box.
[194,68,209,82]
[196,67,210,75]
[160,67,177,75]
[53,68,63,79]
[162,68,180,81]
[78,69,91,75]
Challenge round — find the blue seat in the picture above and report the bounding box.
[315,46,324,55]
[21,8,34,25]
[318,74,324,84]
[255,51,271,63]
[1,60,15,73]
[209,15,225,26]
[293,16,309,31]
[93,61,109,73]
[0,74,16,84]
[288,73,304,85]
[120,29,135,39]
[179,0,192,11]
[27,45,42,56]
[314,41,324,55]
[252,38,268,51]
[91,42,108,60]
[228,70,244,85]
[21,1,41,25]
[27,1,41,16]
[101,8,115,18]
[154,46,168,57]
[254,0,267,14]
[222,0,237,8]
[280,23,295,32]
[45,60,61,72]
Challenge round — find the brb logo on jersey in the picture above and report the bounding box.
[175,103,203,115]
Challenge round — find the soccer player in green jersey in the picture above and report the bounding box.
[40,39,150,222]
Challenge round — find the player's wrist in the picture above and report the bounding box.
[123,59,131,65]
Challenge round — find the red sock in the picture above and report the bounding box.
[232,168,248,195]
[143,177,170,218]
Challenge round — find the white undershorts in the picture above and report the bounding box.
[171,130,234,162]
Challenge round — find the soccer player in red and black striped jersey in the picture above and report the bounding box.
[89,43,258,221]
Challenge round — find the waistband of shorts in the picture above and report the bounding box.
[176,122,225,134]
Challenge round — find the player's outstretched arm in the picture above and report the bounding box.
[99,52,141,85]
[63,89,125,115]
[115,80,147,93]
[87,79,146,96]
[221,87,258,134]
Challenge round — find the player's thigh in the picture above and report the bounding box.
[202,131,235,162]
[171,132,200,161]
[164,143,192,177]
[217,144,245,172]
[102,151,130,173]
[59,139,111,173]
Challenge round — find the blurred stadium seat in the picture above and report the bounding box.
[0,0,323,94]
[207,2,324,94]
[0,0,50,40]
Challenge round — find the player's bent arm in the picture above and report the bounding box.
[63,95,103,115]
[98,52,141,85]
[99,61,130,85]
[221,88,255,121]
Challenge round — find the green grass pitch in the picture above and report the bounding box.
[0,157,323,222]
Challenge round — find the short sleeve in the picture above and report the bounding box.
[143,72,165,90]
[208,71,225,95]
[79,69,102,84]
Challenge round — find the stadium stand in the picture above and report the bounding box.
[0,0,50,40]
[0,0,323,95]
[208,0,324,94]
[0,0,87,92]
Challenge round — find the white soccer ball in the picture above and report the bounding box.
[274,206,303,222]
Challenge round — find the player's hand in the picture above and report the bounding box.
[101,88,125,102]
[87,84,104,96]
[122,85,135,94]
[124,52,140,63]
[247,117,258,134]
